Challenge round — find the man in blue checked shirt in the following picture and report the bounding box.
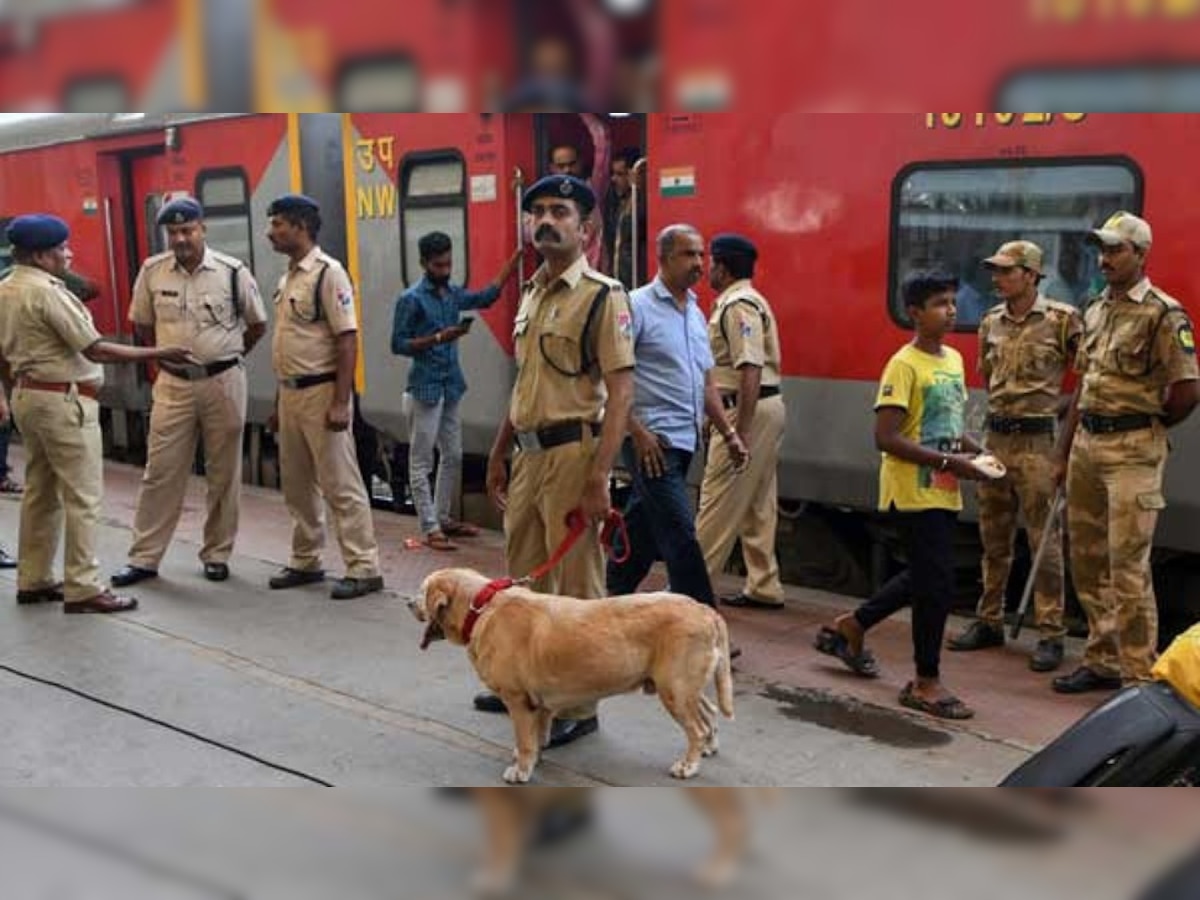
[392,233,520,550]
[607,224,748,606]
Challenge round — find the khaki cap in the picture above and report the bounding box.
[1090,211,1152,249]
[984,240,1044,275]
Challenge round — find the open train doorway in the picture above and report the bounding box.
[534,113,648,288]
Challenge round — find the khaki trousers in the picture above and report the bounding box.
[278,382,379,578]
[127,366,247,568]
[976,431,1066,639]
[696,395,786,604]
[1067,423,1167,683]
[505,432,605,720]
[12,386,104,602]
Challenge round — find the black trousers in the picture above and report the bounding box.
[854,508,958,680]
[607,441,716,607]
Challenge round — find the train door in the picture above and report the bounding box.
[533,113,648,287]
[93,145,174,461]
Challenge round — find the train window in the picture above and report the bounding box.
[337,56,420,112]
[144,195,166,256]
[400,152,467,287]
[999,66,1200,112]
[196,169,254,270]
[890,160,1141,330]
[62,76,130,113]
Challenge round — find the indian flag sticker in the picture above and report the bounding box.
[661,167,696,199]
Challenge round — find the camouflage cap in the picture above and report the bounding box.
[983,240,1044,275]
[1090,211,1153,249]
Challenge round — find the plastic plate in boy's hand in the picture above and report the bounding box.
[971,453,1007,480]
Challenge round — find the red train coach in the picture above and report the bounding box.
[3,111,1200,626]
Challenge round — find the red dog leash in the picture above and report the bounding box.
[461,508,629,644]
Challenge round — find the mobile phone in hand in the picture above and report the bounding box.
[460,316,475,331]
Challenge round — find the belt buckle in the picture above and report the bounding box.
[516,431,544,453]
[185,363,207,380]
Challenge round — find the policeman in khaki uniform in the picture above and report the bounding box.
[696,234,787,610]
[948,241,1082,673]
[112,198,267,587]
[0,215,194,613]
[481,174,635,749]
[1053,212,1199,694]
[265,194,383,601]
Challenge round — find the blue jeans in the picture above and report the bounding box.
[607,440,715,606]
[408,395,463,536]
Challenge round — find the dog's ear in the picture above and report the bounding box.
[426,576,452,622]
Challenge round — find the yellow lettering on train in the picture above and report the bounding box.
[355,183,397,220]
[1032,0,1200,19]
[354,136,398,175]
[926,113,1087,130]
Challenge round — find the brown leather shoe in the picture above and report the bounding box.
[64,591,139,615]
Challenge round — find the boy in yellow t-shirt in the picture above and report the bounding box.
[816,271,987,720]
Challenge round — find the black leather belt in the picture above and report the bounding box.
[160,357,240,381]
[514,420,601,453]
[280,372,338,390]
[1080,412,1156,434]
[720,385,781,410]
[987,415,1055,435]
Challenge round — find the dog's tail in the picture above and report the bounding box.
[714,614,735,720]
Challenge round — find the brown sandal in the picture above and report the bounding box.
[424,532,459,552]
[441,521,480,538]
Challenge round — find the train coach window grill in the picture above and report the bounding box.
[196,168,254,271]
[890,160,1140,330]
[399,152,468,288]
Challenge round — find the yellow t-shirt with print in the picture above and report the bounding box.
[875,343,967,513]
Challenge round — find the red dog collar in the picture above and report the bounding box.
[462,578,514,644]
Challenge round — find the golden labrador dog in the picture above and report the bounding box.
[410,567,735,784]
[468,787,776,896]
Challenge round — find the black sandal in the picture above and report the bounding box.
[814,626,880,678]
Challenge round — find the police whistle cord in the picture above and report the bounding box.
[0,663,334,787]
[463,509,630,645]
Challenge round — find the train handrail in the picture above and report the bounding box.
[102,197,121,338]
[513,166,525,286]
[631,157,647,290]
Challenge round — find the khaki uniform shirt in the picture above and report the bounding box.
[1077,278,1199,416]
[708,279,782,392]
[129,247,266,363]
[271,247,359,378]
[510,254,635,433]
[979,296,1083,417]
[0,264,104,385]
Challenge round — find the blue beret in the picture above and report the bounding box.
[267,194,321,216]
[710,233,758,261]
[157,197,204,226]
[522,175,596,216]
[6,214,70,252]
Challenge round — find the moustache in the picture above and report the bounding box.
[535,225,561,243]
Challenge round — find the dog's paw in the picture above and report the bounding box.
[702,737,720,757]
[503,764,533,784]
[670,758,701,780]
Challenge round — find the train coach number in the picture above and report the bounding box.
[926,113,1088,130]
